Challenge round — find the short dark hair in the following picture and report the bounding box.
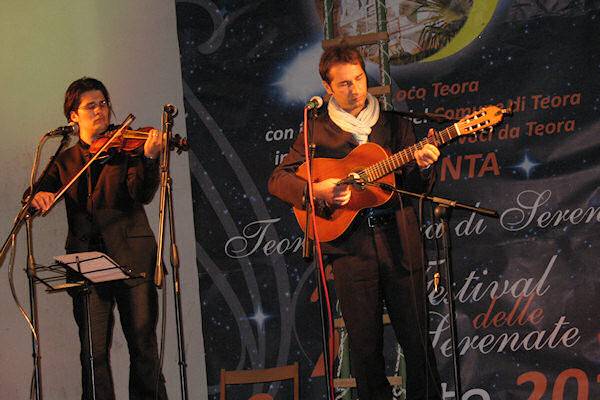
[63,77,111,121]
[319,46,366,83]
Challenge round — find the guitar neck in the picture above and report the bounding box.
[363,123,460,182]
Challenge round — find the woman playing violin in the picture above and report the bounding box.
[31,77,168,400]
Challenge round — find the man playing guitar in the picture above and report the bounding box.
[268,46,442,400]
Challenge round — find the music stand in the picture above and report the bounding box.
[33,251,135,400]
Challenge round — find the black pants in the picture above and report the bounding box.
[331,223,441,400]
[72,281,168,400]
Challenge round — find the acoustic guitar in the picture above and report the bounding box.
[294,105,509,242]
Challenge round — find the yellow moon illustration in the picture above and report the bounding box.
[424,0,499,62]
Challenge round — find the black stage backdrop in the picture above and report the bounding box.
[175,1,600,399]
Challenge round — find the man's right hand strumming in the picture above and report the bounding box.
[313,178,352,207]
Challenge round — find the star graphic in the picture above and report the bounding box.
[513,152,541,179]
[247,305,270,331]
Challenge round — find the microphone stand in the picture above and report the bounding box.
[24,215,43,400]
[0,131,77,400]
[0,116,134,400]
[153,104,189,400]
[366,181,497,399]
[0,132,73,265]
[301,108,334,400]
[301,141,315,262]
[434,204,462,397]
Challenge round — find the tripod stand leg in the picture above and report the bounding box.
[27,270,43,399]
[166,177,189,400]
[83,285,97,400]
[436,206,462,398]
[25,220,43,400]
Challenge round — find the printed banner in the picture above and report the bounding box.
[175,1,600,398]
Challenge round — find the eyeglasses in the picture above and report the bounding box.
[78,100,109,111]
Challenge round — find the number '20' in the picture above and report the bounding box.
[517,368,596,399]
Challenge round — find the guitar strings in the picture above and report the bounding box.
[363,125,455,182]
[306,124,459,183]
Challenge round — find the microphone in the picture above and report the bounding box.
[337,172,366,188]
[46,122,79,137]
[164,103,178,117]
[305,96,323,110]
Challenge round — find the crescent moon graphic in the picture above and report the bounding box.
[424,0,500,62]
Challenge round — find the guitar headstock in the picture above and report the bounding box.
[456,105,510,136]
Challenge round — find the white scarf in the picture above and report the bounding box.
[327,92,380,144]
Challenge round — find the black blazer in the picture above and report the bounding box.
[35,141,160,281]
[268,111,434,270]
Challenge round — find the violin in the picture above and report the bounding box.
[89,127,188,155]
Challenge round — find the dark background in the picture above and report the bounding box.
[175,1,600,398]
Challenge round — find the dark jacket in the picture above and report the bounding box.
[268,110,434,270]
[35,141,160,280]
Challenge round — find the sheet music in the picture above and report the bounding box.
[54,251,130,283]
